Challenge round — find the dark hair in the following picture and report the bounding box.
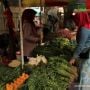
[22,9,36,24]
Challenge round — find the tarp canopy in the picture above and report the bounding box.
[76,0,90,9]
[7,0,69,7]
[22,0,68,7]
[4,0,90,8]
[45,0,69,6]
[22,0,44,7]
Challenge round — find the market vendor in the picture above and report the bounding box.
[22,9,42,62]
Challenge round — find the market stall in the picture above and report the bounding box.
[0,0,80,90]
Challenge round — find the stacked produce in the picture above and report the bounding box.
[26,56,78,90]
[5,73,29,90]
[0,37,77,90]
[28,37,77,90]
[32,37,76,59]
[0,65,21,89]
[0,66,21,83]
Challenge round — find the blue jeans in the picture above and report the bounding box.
[73,27,90,58]
[79,52,90,90]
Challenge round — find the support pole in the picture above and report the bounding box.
[19,0,24,69]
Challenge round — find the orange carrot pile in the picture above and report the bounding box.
[6,73,29,90]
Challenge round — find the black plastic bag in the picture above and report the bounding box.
[79,50,89,59]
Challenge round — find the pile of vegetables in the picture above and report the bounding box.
[0,37,77,90]
[5,73,29,90]
[32,37,76,59]
[0,65,21,89]
[0,66,21,83]
[26,56,78,90]
[28,37,77,90]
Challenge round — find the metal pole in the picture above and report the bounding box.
[39,0,44,44]
[19,0,24,69]
[40,0,42,23]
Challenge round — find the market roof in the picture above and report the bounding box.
[3,0,69,7]
[45,0,69,6]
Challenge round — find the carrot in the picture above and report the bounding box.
[6,83,13,90]
[13,80,22,88]
[6,73,29,90]
[25,74,29,79]
[6,84,10,90]
[13,83,18,90]
[10,83,14,90]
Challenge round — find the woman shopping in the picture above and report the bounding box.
[22,9,41,62]
[69,11,90,90]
